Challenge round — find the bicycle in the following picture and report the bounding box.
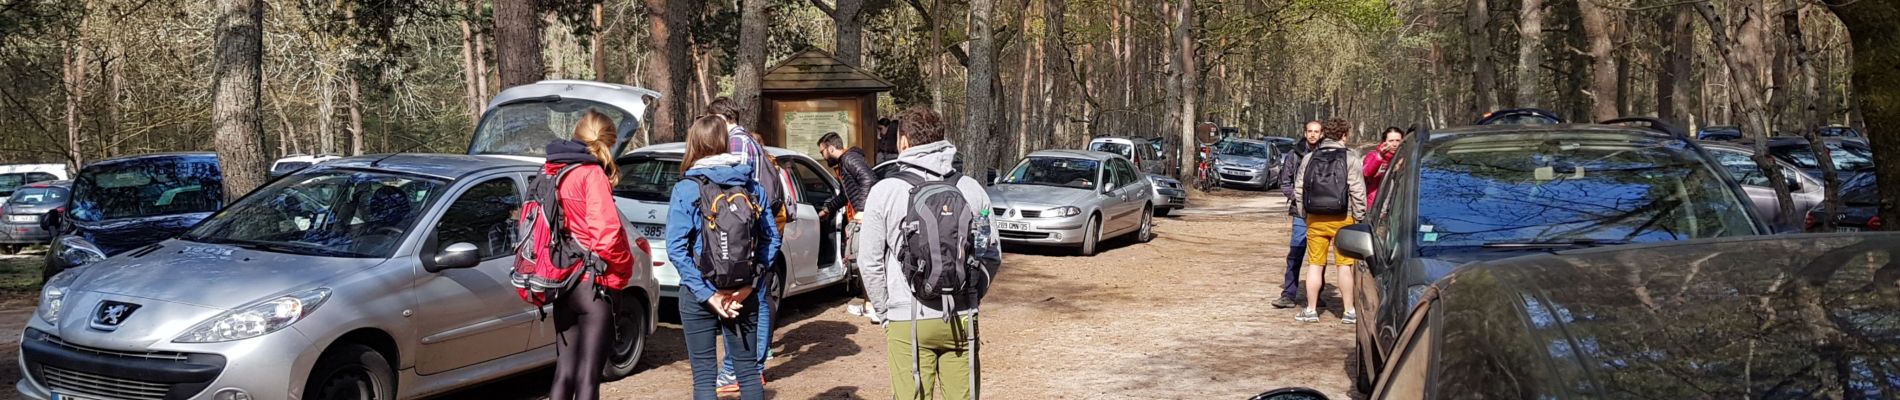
[1195,145,1220,193]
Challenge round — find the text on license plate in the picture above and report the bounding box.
[1838,226,1862,232]
[994,221,1030,231]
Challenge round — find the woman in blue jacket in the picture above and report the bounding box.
[664,115,782,400]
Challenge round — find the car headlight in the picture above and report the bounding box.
[174,288,331,343]
[1048,206,1082,217]
[58,236,106,267]
[39,270,81,324]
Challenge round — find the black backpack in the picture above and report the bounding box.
[1302,147,1351,215]
[893,170,992,308]
[691,176,763,290]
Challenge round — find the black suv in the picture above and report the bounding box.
[42,152,223,281]
[1260,233,1900,399]
[1335,122,1770,392]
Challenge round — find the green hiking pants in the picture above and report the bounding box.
[886,314,976,400]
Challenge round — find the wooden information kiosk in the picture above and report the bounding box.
[756,50,895,162]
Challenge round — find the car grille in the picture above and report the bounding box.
[992,208,1007,217]
[1019,210,1042,218]
[998,230,1051,240]
[634,223,666,241]
[1220,173,1252,181]
[44,335,188,361]
[43,365,172,400]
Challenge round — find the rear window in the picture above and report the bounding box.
[1841,173,1879,205]
[1773,143,1874,172]
[7,187,67,205]
[1415,137,1756,252]
[470,99,635,157]
[71,157,223,222]
[614,158,684,202]
[1090,142,1133,159]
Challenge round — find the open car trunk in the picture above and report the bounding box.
[467,80,660,161]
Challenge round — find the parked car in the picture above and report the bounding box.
[269,154,341,179]
[1700,141,1825,231]
[17,154,660,400]
[1264,233,1900,399]
[610,143,850,310]
[1761,136,1876,184]
[1808,171,1882,232]
[987,150,1154,256]
[0,181,70,254]
[1263,136,1296,155]
[0,163,68,205]
[1147,174,1187,216]
[1818,124,1864,139]
[42,153,224,282]
[1473,108,1565,125]
[1340,122,1768,392]
[1089,136,1167,176]
[1211,138,1279,190]
[1697,125,1745,141]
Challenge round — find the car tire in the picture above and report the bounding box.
[768,263,786,323]
[602,295,649,381]
[1078,215,1101,256]
[303,344,396,400]
[1350,340,1375,395]
[0,245,15,255]
[1136,206,1155,243]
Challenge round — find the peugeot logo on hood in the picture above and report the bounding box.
[89,301,141,332]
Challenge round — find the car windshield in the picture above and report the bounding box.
[470,99,634,157]
[614,157,685,202]
[1415,137,1756,253]
[1004,157,1100,190]
[1217,141,1270,158]
[1773,143,1875,171]
[184,170,442,258]
[1090,142,1134,159]
[70,157,222,223]
[6,187,66,206]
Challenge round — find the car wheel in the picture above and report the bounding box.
[1350,340,1375,395]
[0,245,15,255]
[1136,207,1155,243]
[768,265,786,322]
[1078,215,1101,256]
[303,344,396,400]
[602,295,649,381]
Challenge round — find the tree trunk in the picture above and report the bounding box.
[493,0,544,89]
[1015,3,1035,161]
[1465,0,1497,116]
[644,0,691,142]
[1790,9,1841,232]
[474,23,491,105]
[732,0,769,129]
[812,0,867,67]
[63,38,87,169]
[965,0,997,175]
[929,0,946,112]
[318,67,336,154]
[460,12,483,123]
[210,0,266,203]
[1515,0,1545,108]
[1697,3,1796,227]
[1658,6,1693,123]
[1177,0,1197,180]
[346,72,364,155]
[1579,0,1617,121]
[1043,0,1066,158]
[1827,0,1900,230]
[592,4,606,80]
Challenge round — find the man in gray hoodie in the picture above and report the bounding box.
[857,106,1000,400]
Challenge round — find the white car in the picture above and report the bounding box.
[611,143,850,312]
[0,163,68,205]
[268,155,341,178]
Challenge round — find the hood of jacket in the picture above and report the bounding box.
[544,139,600,167]
[1316,138,1349,151]
[894,140,959,177]
[683,153,753,186]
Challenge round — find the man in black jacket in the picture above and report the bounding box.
[817,132,881,321]
[1273,121,1326,309]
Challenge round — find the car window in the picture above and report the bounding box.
[1378,139,1417,257]
[272,161,313,176]
[7,187,67,206]
[614,158,684,202]
[0,174,22,197]
[1774,143,1875,171]
[1414,137,1756,254]
[1003,157,1100,190]
[1090,142,1134,160]
[785,159,834,207]
[184,170,440,258]
[434,177,521,260]
[470,99,635,157]
[1216,141,1270,158]
[1376,299,1436,400]
[70,157,223,222]
[1708,149,1773,187]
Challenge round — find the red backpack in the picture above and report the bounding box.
[509,164,603,306]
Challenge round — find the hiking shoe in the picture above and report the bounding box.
[1295,310,1320,323]
[1341,310,1358,325]
[1271,297,1299,309]
[846,304,866,316]
[715,370,736,389]
[867,311,885,324]
[717,377,766,394]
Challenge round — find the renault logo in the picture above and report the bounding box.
[89,301,141,332]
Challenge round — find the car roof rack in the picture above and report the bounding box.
[1475,108,1566,125]
[1598,117,1689,139]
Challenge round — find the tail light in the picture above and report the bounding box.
[1872,216,1885,231]
[1805,212,1817,230]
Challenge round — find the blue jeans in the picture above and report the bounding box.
[680,292,764,400]
[1282,217,1307,300]
[719,274,773,378]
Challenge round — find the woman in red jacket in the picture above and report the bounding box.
[1364,127,1405,202]
[545,110,635,400]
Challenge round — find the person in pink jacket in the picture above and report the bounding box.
[1364,127,1405,202]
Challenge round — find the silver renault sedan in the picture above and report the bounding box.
[986,150,1155,256]
[17,154,659,400]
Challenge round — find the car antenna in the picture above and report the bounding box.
[369,141,433,168]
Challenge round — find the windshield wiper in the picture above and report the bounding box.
[209,238,366,258]
[1480,238,1631,249]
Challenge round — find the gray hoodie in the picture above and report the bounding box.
[856,140,1000,321]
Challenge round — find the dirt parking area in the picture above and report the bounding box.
[0,190,1357,400]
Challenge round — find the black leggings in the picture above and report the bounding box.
[550,278,611,400]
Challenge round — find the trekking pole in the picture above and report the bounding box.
[970,310,980,400]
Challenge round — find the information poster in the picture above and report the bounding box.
[783,111,853,157]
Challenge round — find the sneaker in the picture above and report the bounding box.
[1295,309,1320,323]
[867,311,886,324]
[1271,297,1299,309]
[717,377,767,394]
[715,370,736,389]
[846,304,866,316]
[1341,310,1357,325]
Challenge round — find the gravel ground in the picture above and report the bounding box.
[0,189,1358,400]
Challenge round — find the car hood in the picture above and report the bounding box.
[68,239,384,310]
[987,184,1097,209]
[71,212,212,256]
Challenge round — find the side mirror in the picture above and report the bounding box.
[1250,387,1331,400]
[40,209,62,233]
[1335,224,1375,261]
[431,242,482,271]
[986,169,1000,186]
[1785,175,1803,192]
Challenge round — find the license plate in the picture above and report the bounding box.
[994,221,1030,231]
[1838,226,1862,232]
